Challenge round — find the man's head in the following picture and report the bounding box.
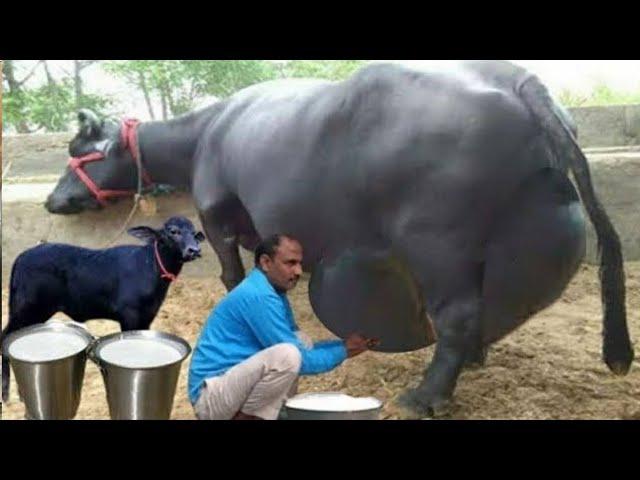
[255,234,303,292]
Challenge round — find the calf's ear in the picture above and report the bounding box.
[195,231,205,242]
[127,226,160,244]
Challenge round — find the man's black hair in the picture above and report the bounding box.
[254,234,298,267]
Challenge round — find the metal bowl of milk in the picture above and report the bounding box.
[3,320,95,420]
[284,392,383,420]
[88,330,191,420]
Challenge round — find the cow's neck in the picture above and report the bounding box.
[135,104,222,188]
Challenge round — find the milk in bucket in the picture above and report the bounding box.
[99,338,182,368]
[9,330,89,362]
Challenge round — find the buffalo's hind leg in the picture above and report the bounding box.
[397,250,487,417]
[397,167,586,418]
[398,287,485,417]
[399,168,586,417]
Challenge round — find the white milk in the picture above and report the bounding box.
[99,339,182,368]
[9,331,89,362]
[286,393,381,412]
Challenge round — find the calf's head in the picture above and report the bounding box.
[127,217,205,262]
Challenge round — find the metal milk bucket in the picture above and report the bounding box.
[284,392,383,420]
[3,321,94,420]
[88,330,191,420]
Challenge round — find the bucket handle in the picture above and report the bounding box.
[86,338,106,376]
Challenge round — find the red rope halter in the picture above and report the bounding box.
[68,118,154,207]
[154,241,178,282]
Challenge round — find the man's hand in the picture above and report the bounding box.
[345,333,380,358]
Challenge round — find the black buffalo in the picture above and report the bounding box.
[43,61,634,415]
[1,216,204,402]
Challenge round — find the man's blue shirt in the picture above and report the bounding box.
[188,268,347,404]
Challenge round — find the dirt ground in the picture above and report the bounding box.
[2,262,639,420]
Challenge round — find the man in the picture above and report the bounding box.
[188,234,379,420]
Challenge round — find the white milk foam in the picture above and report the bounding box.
[9,331,88,362]
[99,339,182,368]
[286,393,380,412]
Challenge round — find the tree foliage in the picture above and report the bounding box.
[103,60,369,120]
[278,60,368,80]
[3,60,372,131]
[2,60,111,133]
[104,60,280,119]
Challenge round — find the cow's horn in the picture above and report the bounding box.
[77,109,100,136]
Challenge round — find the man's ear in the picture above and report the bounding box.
[259,254,273,272]
[127,226,160,244]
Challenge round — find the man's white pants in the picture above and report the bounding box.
[193,343,303,420]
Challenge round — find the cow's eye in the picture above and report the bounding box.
[170,228,180,235]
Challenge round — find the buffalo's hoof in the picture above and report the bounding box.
[604,346,634,376]
[397,387,453,418]
[463,346,488,370]
[463,360,486,371]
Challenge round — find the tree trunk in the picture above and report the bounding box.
[73,60,83,110]
[138,71,156,120]
[4,60,32,133]
[159,88,168,121]
[166,87,177,118]
[42,61,55,86]
[158,80,176,118]
[4,60,20,91]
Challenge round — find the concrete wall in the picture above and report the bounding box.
[583,153,640,265]
[568,104,640,148]
[1,191,256,283]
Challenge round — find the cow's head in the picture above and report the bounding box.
[127,216,205,262]
[45,109,140,214]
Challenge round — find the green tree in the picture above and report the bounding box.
[3,60,41,133]
[278,60,368,80]
[104,60,280,119]
[2,60,111,133]
[25,79,110,131]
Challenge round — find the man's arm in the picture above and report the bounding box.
[244,295,347,375]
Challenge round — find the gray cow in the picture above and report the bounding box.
[45,61,633,415]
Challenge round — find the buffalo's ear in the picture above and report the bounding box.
[195,231,205,242]
[127,226,160,244]
[77,109,101,138]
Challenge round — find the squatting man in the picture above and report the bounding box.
[188,234,379,420]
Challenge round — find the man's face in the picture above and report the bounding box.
[260,237,304,292]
